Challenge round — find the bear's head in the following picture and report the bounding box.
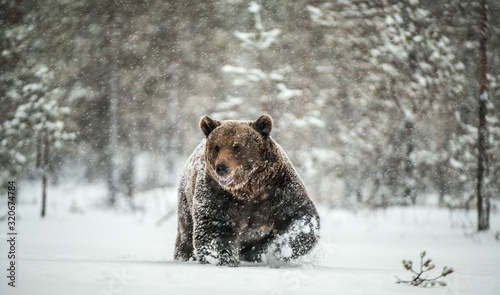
[200,115,274,193]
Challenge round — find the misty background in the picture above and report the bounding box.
[1,0,499,217]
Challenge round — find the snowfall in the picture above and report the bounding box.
[1,181,499,295]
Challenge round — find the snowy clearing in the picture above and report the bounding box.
[1,182,499,295]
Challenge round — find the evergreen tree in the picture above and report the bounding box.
[221,1,297,118]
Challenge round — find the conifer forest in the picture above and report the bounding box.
[1,0,500,229]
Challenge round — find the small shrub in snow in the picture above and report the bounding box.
[396,251,454,287]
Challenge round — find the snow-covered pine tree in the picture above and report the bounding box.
[0,2,34,189]
[307,0,403,206]
[448,111,478,208]
[445,0,499,225]
[221,2,328,199]
[369,1,465,205]
[308,0,467,206]
[433,0,479,208]
[220,1,302,119]
[0,65,74,215]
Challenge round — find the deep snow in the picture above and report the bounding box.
[1,182,499,295]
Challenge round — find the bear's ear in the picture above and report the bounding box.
[200,115,221,137]
[251,115,273,138]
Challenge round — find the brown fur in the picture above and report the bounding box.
[202,118,281,201]
[174,115,320,266]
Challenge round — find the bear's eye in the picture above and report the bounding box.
[215,145,221,152]
[233,145,241,153]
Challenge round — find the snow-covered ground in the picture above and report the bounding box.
[1,181,499,295]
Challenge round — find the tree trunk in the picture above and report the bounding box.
[404,118,416,205]
[477,0,489,231]
[124,112,137,198]
[41,132,49,218]
[108,81,120,204]
[106,4,120,205]
[124,142,135,198]
[438,121,451,207]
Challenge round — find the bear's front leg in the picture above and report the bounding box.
[193,207,240,266]
[265,214,320,262]
[193,216,239,266]
[174,190,195,261]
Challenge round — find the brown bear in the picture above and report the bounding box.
[174,114,320,266]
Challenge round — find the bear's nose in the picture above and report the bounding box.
[215,163,229,176]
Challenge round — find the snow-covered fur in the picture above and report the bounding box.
[174,115,320,266]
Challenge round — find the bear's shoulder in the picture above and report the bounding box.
[180,139,206,178]
[178,139,207,200]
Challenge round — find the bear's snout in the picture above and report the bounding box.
[215,162,229,176]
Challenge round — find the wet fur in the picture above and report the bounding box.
[174,115,320,266]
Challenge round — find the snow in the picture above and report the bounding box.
[1,182,499,295]
[248,2,261,14]
[276,83,302,101]
[479,91,489,101]
[234,31,256,47]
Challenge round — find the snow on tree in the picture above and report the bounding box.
[307,1,402,205]
[369,1,466,205]
[220,2,328,197]
[307,1,399,206]
[308,0,467,206]
[444,0,499,222]
[2,0,499,210]
[220,1,302,118]
[1,65,74,215]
